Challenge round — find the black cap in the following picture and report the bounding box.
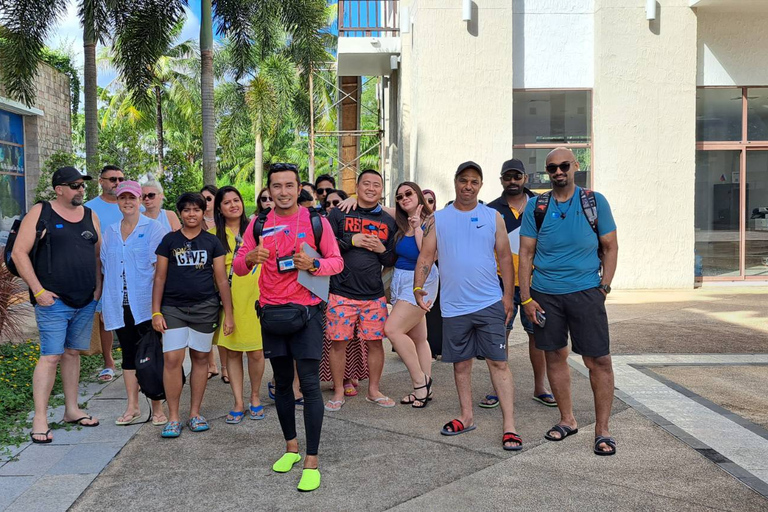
[52,166,92,187]
[501,158,525,176]
[455,160,483,179]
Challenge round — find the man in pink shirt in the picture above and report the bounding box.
[233,163,343,492]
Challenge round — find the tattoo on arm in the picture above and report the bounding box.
[422,215,435,238]
[420,264,430,279]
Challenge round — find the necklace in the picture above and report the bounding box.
[553,195,575,219]
[508,195,528,215]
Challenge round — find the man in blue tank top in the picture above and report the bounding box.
[12,166,103,443]
[414,161,523,451]
[519,147,619,456]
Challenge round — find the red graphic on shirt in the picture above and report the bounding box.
[343,217,390,240]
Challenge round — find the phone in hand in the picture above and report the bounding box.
[535,311,546,328]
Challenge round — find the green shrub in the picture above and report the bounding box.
[35,151,80,203]
[159,150,203,209]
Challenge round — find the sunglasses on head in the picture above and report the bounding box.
[545,161,575,174]
[102,176,125,183]
[395,190,414,202]
[142,192,157,200]
[271,163,298,172]
[316,187,334,196]
[260,196,272,202]
[62,182,86,190]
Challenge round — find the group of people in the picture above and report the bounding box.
[12,146,618,493]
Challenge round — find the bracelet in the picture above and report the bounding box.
[33,288,46,298]
[152,312,163,318]
[413,286,423,292]
[520,298,533,306]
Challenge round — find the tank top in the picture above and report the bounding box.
[395,235,419,271]
[434,203,502,317]
[33,205,98,308]
[155,209,173,234]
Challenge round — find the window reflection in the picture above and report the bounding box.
[513,90,591,145]
[696,88,742,142]
[747,88,768,142]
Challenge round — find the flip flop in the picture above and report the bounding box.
[98,368,115,382]
[440,419,477,436]
[594,435,617,456]
[151,415,168,426]
[343,383,358,396]
[207,371,219,380]
[272,452,301,473]
[249,404,266,420]
[115,413,143,426]
[65,415,100,427]
[226,411,245,424]
[503,431,523,451]
[544,424,578,441]
[479,394,499,409]
[29,429,53,444]
[533,393,558,407]
[295,397,305,406]
[297,468,321,492]
[268,382,276,400]
[324,399,345,412]
[365,396,396,408]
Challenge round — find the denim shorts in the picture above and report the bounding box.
[35,299,98,356]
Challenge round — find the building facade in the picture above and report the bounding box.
[337,0,768,288]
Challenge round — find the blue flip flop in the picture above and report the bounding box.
[226,411,244,424]
[533,393,558,407]
[268,382,276,400]
[479,394,499,409]
[249,404,266,420]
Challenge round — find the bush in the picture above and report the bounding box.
[35,151,80,203]
[159,150,203,209]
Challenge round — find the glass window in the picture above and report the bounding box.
[747,88,768,142]
[694,150,741,277]
[513,90,591,145]
[746,151,768,276]
[0,109,25,246]
[696,88,742,142]
[512,148,591,193]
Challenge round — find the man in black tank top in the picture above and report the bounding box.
[12,166,104,443]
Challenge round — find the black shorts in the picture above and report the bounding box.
[261,304,324,361]
[531,288,610,358]
[114,306,152,371]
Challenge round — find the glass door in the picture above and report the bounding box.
[746,150,768,277]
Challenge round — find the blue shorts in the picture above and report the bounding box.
[35,299,97,356]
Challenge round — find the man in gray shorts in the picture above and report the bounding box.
[414,161,522,451]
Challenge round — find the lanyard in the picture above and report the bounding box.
[273,209,303,258]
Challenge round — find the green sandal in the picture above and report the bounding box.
[297,468,321,492]
[272,452,302,473]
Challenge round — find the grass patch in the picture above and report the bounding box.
[0,341,121,455]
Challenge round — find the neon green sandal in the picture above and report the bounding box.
[272,452,302,473]
[297,468,321,492]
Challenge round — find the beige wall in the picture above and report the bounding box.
[593,0,698,288]
[400,0,513,204]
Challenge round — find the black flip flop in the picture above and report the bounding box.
[440,419,477,436]
[30,429,53,444]
[544,423,578,441]
[594,435,617,456]
[65,415,100,427]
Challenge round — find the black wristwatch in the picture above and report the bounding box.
[598,284,611,294]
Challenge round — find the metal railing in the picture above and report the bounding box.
[338,0,400,37]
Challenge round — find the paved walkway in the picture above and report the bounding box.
[1,288,767,511]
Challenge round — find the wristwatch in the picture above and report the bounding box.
[598,284,611,294]
[309,259,321,272]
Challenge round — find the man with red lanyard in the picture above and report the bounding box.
[233,163,343,492]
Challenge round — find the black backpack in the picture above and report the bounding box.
[135,329,185,401]
[4,201,54,277]
[252,206,323,248]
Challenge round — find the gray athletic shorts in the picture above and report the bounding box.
[161,295,220,334]
[441,301,507,363]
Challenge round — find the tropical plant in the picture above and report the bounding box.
[34,151,79,203]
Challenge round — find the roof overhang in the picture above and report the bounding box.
[0,96,43,117]
[690,0,768,12]
[337,37,401,77]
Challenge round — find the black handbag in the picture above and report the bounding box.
[256,302,310,335]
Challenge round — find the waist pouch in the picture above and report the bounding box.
[256,302,311,335]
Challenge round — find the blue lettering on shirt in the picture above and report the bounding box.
[298,233,306,239]
[55,224,63,229]
[138,233,145,238]
[471,217,478,222]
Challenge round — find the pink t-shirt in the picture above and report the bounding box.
[233,207,343,306]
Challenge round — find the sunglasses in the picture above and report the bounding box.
[545,161,576,174]
[101,176,125,183]
[259,196,273,203]
[325,199,341,208]
[205,196,214,202]
[502,172,525,181]
[271,163,298,171]
[316,187,334,196]
[142,192,157,200]
[62,182,86,190]
[395,190,414,202]
[426,198,435,205]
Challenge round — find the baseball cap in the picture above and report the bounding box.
[501,158,525,176]
[455,161,483,179]
[115,180,142,198]
[52,166,92,187]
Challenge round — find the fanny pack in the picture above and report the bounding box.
[256,302,311,335]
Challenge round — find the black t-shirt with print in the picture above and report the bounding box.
[155,230,226,307]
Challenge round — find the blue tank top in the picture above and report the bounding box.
[434,204,502,317]
[395,235,419,270]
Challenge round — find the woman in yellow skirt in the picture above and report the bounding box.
[210,186,266,423]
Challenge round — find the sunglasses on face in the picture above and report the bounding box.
[63,182,86,190]
[316,187,334,196]
[142,193,157,200]
[545,161,575,174]
[395,190,414,202]
[325,199,341,208]
[101,176,125,183]
[502,172,524,181]
[426,198,435,205]
[205,196,214,202]
[260,196,273,203]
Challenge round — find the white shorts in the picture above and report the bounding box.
[390,266,439,307]
[162,327,215,353]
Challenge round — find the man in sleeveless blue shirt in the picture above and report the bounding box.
[414,161,523,451]
[13,166,103,443]
[519,148,619,456]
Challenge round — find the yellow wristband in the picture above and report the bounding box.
[33,288,46,298]
[152,312,163,318]
[413,286,423,292]
[520,298,533,306]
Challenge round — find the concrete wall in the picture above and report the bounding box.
[513,0,594,89]
[593,0,698,288]
[403,0,514,204]
[697,10,768,86]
